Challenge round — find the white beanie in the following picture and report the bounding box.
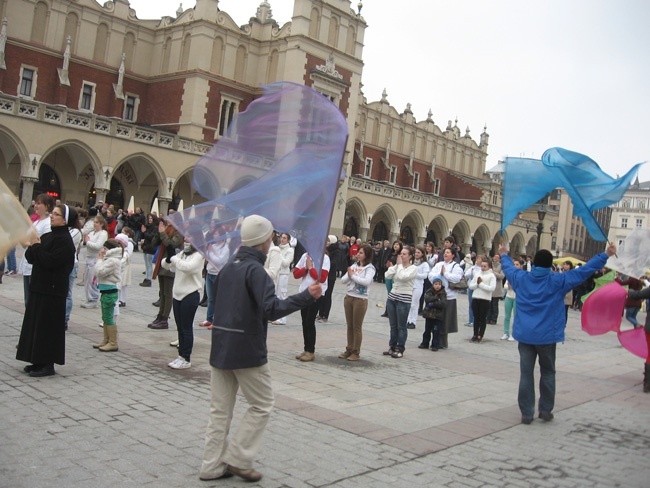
[241,215,273,247]
[328,235,338,245]
[115,233,129,247]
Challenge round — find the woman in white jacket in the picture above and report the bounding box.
[339,243,376,361]
[468,257,497,343]
[81,215,108,308]
[161,240,205,369]
[407,245,430,330]
[271,233,295,325]
[383,246,418,358]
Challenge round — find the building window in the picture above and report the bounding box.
[364,158,372,178]
[551,236,557,250]
[412,172,420,191]
[123,95,139,121]
[218,96,240,137]
[639,200,646,209]
[433,178,441,196]
[570,223,574,235]
[18,67,37,98]
[636,218,643,228]
[621,217,628,228]
[389,165,397,185]
[622,199,630,208]
[79,82,96,112]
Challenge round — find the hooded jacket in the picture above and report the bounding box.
[501,252,608,345]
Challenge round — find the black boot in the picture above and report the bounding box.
[644,364,650,393]
[29,364,55,377]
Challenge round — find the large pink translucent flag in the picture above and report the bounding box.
[167,82,348,271]
[582,281,647,358]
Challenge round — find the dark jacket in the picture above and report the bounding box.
[210,246,314,370]
[423,286,447,321]
[26,226,75,298]
[627,286,650,333]
[152,226,183,277]
[141,222,158,254]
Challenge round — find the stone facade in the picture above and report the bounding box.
[0,0,542,252]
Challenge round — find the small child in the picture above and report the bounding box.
[93,239,123,352]
[419,278,447,351]
[115,227,134,308]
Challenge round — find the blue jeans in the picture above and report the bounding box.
[625,307,640,327]
[173,291,200,362]
[6,247,16,271]
[143,253,154,281]
[518,342,556,419]
[387,299,410,352]
[205,273,218,323]
[467,288,474,324]
[65,262,79,323]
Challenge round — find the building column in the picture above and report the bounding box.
[20,177,38,210]
[359,226,369,242]
[95,188,108,204]
[158,197,172,217]
[462,242,471,256]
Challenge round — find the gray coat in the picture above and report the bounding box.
[209,246,314,370]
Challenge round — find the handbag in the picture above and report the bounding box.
[447,262,468,290]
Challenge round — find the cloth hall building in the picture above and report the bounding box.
[0,0,544,257]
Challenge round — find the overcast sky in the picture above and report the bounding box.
[128,0,650,182]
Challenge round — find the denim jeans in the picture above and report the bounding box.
[173,291,200,362]
[143,253,154,281]
[6,247,16,271]
[467,288,474,324]
[205,273,218,324]
[518,342,556,419]
[625,307,640,327]
[387,298,410,352]
[65,262,79,323]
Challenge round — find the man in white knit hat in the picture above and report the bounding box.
[200,215,322,483]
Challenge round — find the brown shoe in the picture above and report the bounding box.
[149,320,169,330]
[226,465,262,482]
[298,352,315,362]
[338,351,351,359]
[347,353,360,361]
[295,351,306,359]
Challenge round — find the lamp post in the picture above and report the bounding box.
[535,205,547,254]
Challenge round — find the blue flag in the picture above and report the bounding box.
[501,147,644,242]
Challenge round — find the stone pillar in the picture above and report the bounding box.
[95,188,108,204]
[158,198,172,216]
[462,242,471,256]
[20,177,38,210]
[359,226,369,242]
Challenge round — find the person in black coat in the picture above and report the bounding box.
[16,204,77,377]
[318,236,339,322]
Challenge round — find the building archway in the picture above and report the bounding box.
[372,221,388,243]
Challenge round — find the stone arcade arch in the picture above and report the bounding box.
[369,203,398,243]
[451,219,471,254]
[111,153,167,213]
[401,210,425,246]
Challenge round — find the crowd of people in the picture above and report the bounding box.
[5,200,649,481]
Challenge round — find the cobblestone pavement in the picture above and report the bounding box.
[1,249,649,487]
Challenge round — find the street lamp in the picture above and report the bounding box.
[535,205,547,254]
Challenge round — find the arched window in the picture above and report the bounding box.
[62,12,78,50]
[93,23,109,62]
[234,45,247,82]
[161,37,172,73]
[345,25,356,55]
[210,36,224,74]
[400,226,414,245]
[31,2,48,44]
[266,49,279,83]
[179,33,191,70]
[308,8,320,39]
[123,32,136,70]
[372,222,389,243]
[344,216,359,238]
[327,15,339,48]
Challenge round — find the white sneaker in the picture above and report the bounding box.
[169,339,179,347]
[501,334,509,340]
[168,356,183,368]
[81,301,98,309]
[508,336,516,342]
[170,358,191,369]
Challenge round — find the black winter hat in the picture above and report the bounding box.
[533,249,553,268]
